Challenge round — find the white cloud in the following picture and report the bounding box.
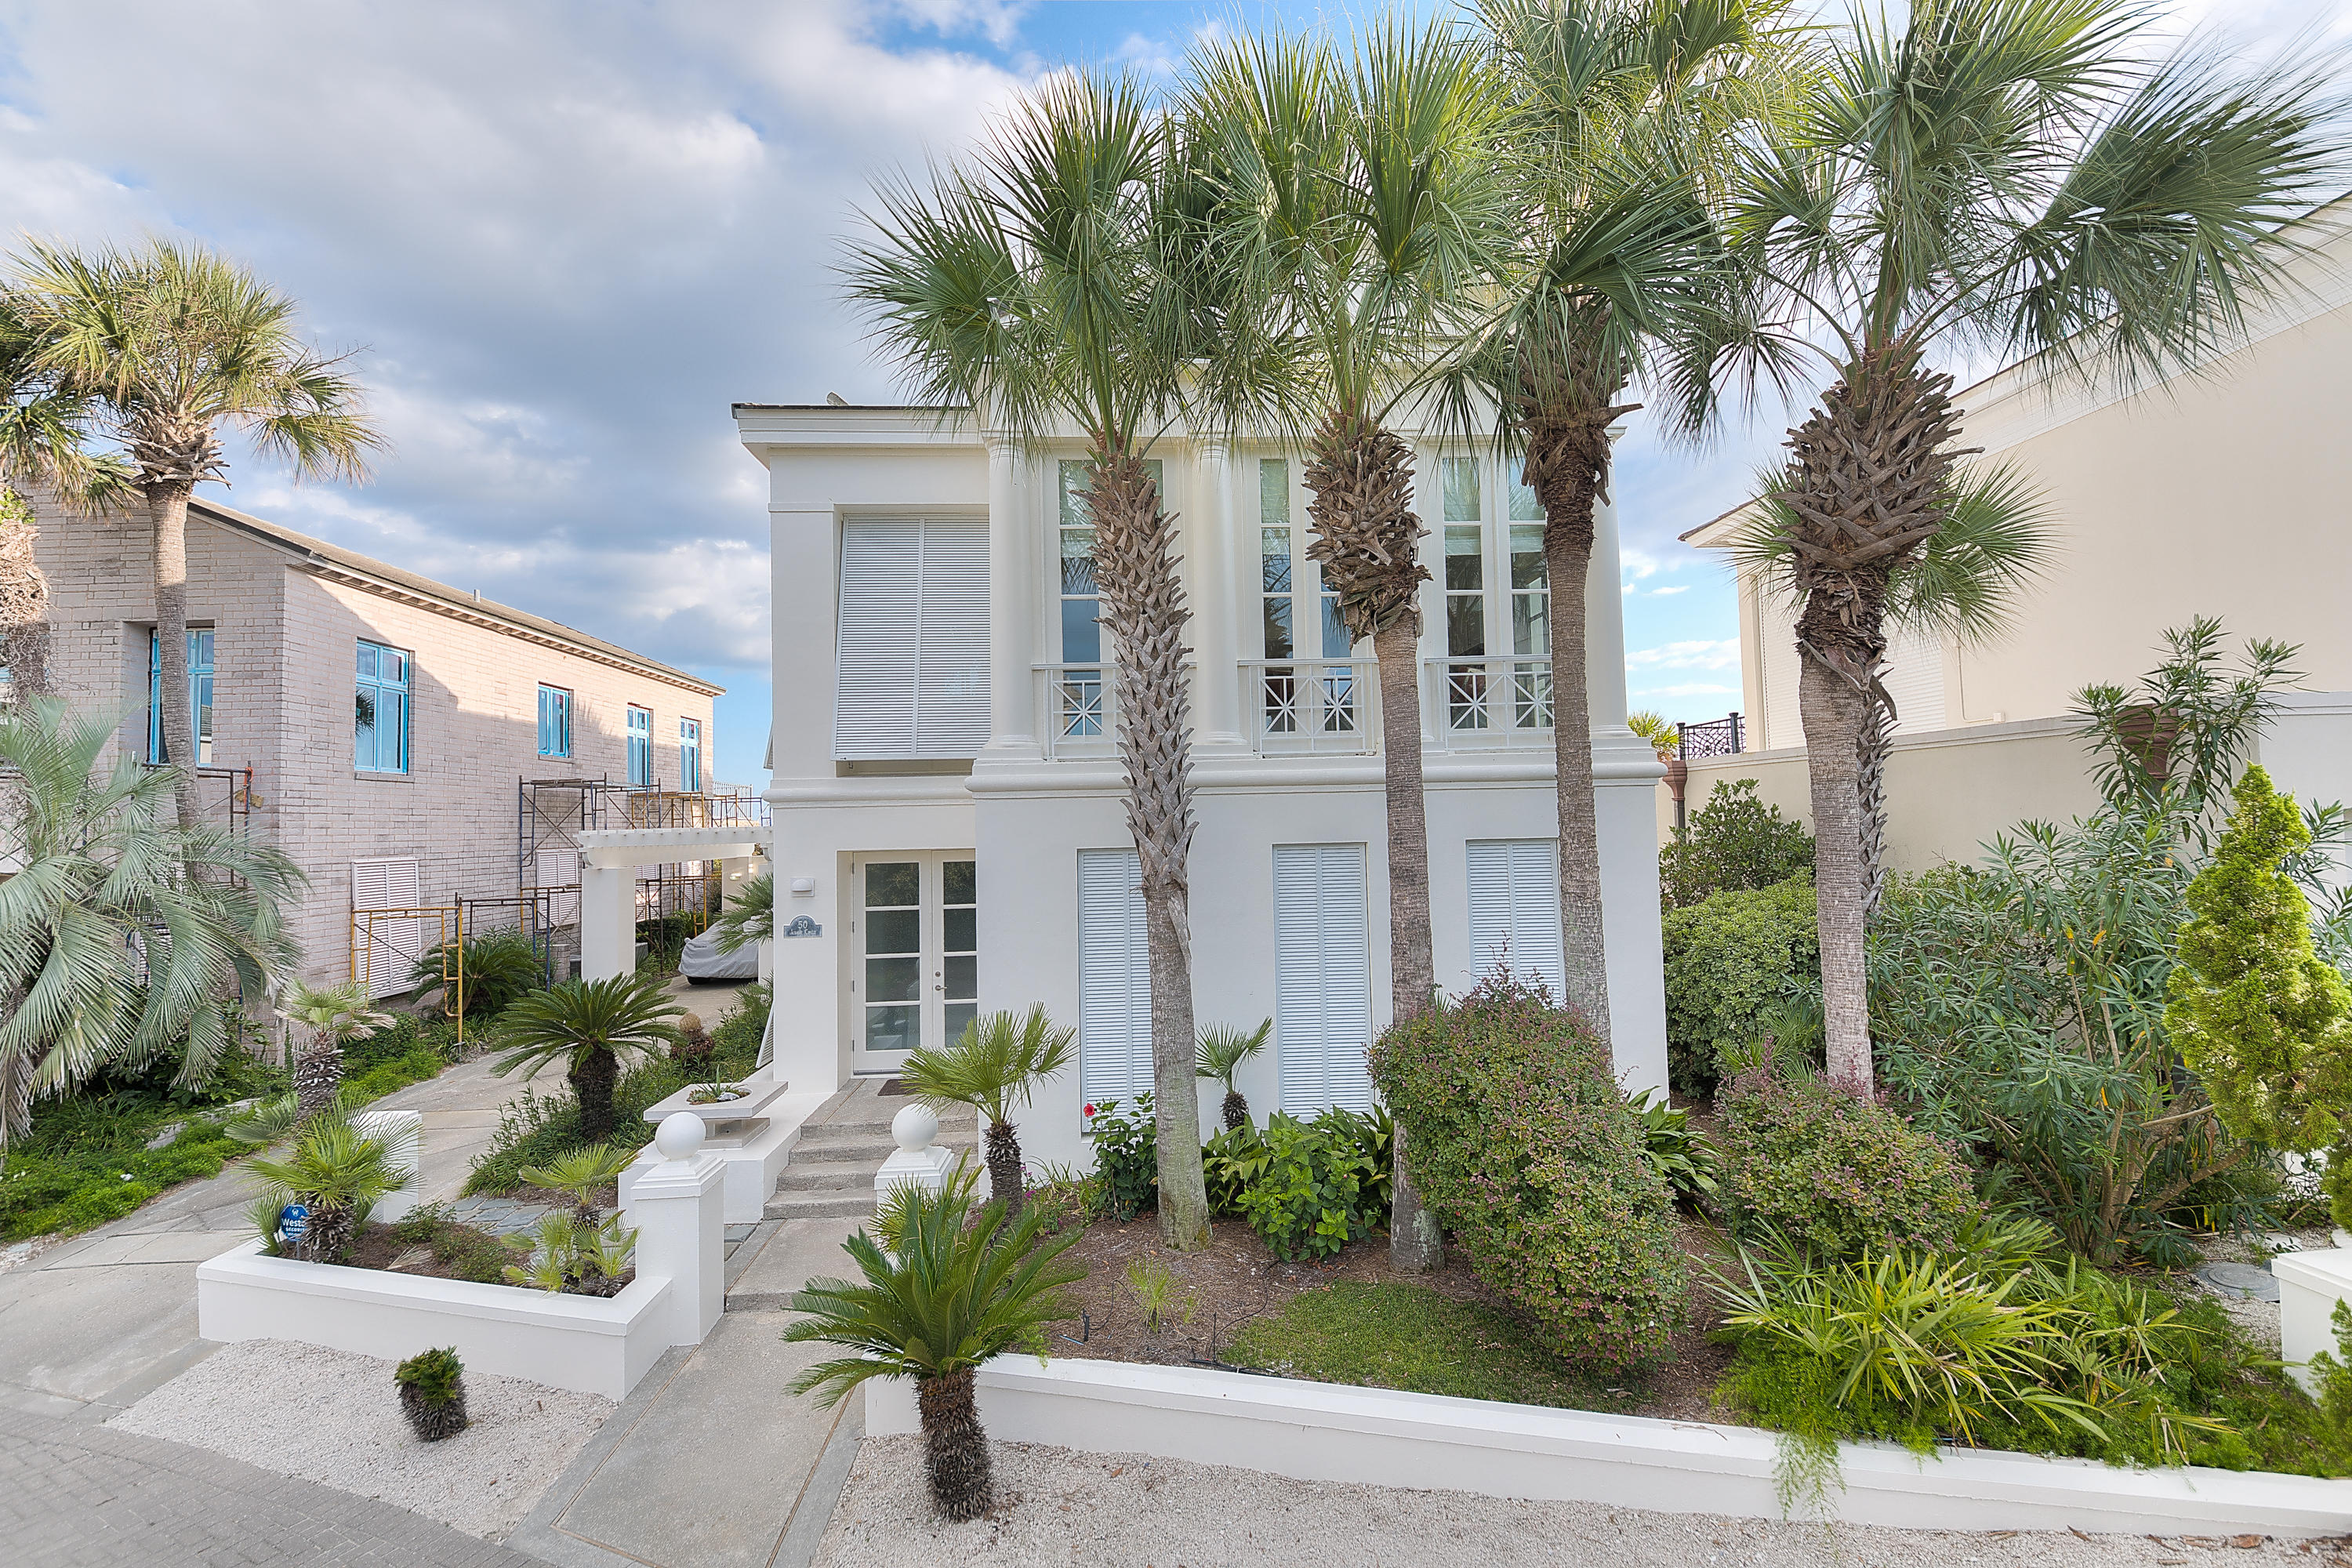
[1626,638,1740,673]
[1650,584,1688,597]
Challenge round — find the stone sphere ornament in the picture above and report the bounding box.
[655,1111,707,1163]
[891,1102,939,1152]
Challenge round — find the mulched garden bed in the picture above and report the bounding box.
[1044,1210,1737,1423]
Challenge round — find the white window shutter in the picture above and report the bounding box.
[351,856,424,1000]
[1077,848,1152,1112]
[1466,840,1566,1002]
[1881,622,1946,735]
[1274,844,1375,1116]
[836,517,992,761]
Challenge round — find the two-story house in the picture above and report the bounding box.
[28,491,728,995]
[736,405,1667,1169]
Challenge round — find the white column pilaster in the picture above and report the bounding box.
[1192,436,1244,750]
[579,860,636,983]
[982,431,1039,760]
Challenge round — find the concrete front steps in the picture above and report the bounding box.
[762,1076,978,1221]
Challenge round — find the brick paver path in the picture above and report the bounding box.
[0,1406,543,1566]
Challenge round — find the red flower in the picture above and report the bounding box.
[1083,1104,1097,1117]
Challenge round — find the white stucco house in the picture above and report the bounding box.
[719,405,1666,1170]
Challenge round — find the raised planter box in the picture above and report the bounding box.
[197,1239,672,1399]
[622,1082,832,1226]
[866,1356,2352,1539]
[2274,1245,2352,1396]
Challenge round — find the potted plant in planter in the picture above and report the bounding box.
[394,1346,469,1441]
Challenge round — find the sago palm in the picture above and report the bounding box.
[1723,0,2343,1094]
[1196,1018,1271,1130]
[1185,16,1510,1270]
[843,73,1232,1250]
[0,698,302,1142]
[491,973,681,1142]
[13,238,383,828]
[785,1178,1084,1521]
[899,1004,1075,1213]
[1441,0,1794,1043]
[282,978,394,1121]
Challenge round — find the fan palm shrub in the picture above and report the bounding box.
[1184,17,1510,1271]
[282,980,394,1122]
[1720,0,2343,1095]
[245,1112,416,1264]
[412,927,546,1018]
[900,1005,1075,1212]
[708,869,772,954]
[490,974,681,1142]
[0,698,302,1143]
[518,1143,634,1225]
[843,73,1240,1249]
[785,1177,1085,1519]
[13,238,383,828]
[1195,1018,1270,1130]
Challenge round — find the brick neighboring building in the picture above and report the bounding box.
[28,492,724,990]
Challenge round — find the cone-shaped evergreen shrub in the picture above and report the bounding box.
[2167,765,2352,1226]
[1368,972,1686,1370]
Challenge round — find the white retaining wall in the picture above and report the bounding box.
[866,1356,2352,1539]
[2274,1246,2352,1396]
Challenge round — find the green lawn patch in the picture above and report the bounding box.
[1224,1282,1631,1412]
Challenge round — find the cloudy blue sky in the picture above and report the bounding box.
[0,0,2337,782]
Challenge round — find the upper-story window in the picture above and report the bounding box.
[680,717,703,793]
[1256,457,1361,740]
[537,684,573,758]
[1436,456,1550,734]
[834,516,989,760]
[626,705,653,786]
[1051,458,1160,744]
[147,628,216,766]
[354,640,410,774]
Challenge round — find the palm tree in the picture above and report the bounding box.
[0,697,303,1143]
[899,1005,1075,1213]
[245,1111,416,1264]
[0,293,125,702]
[708,869,772,954]
[491,973,681,1142]
[1444,0,1791,1045]
[1185,18,1511,1272]
[519,1143,635,1225]
[1196,1018,1271,1130]
[843,74,1226,1250]
[786,1174,1084,1520]
[13,239,383,829]
[1724,0,2342,1094]
[281,979,394,1122]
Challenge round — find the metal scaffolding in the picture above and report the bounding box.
[517,776,767,975]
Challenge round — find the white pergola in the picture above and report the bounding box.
[576,826,771,982]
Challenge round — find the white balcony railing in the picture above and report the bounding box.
[1035,663,1120,760]
[1425,657,1553,745]
[1240,659,1380,756]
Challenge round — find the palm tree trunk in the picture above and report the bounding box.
[1525,409,1622,1043]
[1078,446,1209,1252]
[294,1040,343,1121]
[1372,619,1443,1272]
[147,477,202,830]
[572,1050,619,1142]
[1798,645,1874,1096]
[915,1368,994,1520]
[983,1118,1024,1214]
[1221,1089,1248,1131]
[0,486,50,704]
[1858,677,1891,925]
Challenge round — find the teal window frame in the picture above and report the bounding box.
[537,684,573,758]
[626,705,653,786]
[148,628,216,766]
[679,717,702,793]
[354,639,411,774]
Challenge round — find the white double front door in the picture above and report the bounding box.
[849,851,978,1075]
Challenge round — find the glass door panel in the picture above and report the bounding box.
[852,851,979,1071]
[862,862,922,1057]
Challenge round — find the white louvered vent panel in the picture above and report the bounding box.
[351,856,423,1000]
[1758,600,1801,752]
[915,517,993,757]
[1274,843,1376,1116]
[1465,839,1566,1001]
[1881,622,1947,735]
[834,518,922,760]
[1077,849,1152,1114]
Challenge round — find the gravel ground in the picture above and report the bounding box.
[815,1436,2352,1568]
[107,1338,612,1539]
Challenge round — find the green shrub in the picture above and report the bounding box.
[0,1119,244,1242]
[1235,1112,1381,1261]
[1714,1071,1982,1258]
[1369,973,1687,1370]
[1628,1091,1719,1204]
[383,1206,511,1283]
[1201,1121,1269,1216]
[412,928,547,1018]
[1661,780,1813,909]
[1661,878,1817,1099]
[394,1346,469,1442]
[710,982,771,1058]
[1083,1095,1157,1221]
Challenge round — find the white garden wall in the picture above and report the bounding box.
[866,1356,2352,1539]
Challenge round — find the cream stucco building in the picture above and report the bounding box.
[1676,201,2352,866]
[732,405,1668,1169]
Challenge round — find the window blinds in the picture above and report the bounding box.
[835,516,991,760]
[1465,839,1566,1001]
[1273,843,1376,1116]
[1076,848,1152,1113]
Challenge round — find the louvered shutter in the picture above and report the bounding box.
[835,517,992,760]
[351,856,424,1000]
[1077,848,1152,1113]
[1881,622,1947,735]
[1466,840,1566,1000]
[1274,844,1375,1115]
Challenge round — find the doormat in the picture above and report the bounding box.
[878,1078,914,1097]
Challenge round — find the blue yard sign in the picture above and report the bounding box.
[279,1203,310,1241]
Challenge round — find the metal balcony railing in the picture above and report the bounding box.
[1035,663,1119,760]
[1240,659,1380,756]
[1425,657,1553,746]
